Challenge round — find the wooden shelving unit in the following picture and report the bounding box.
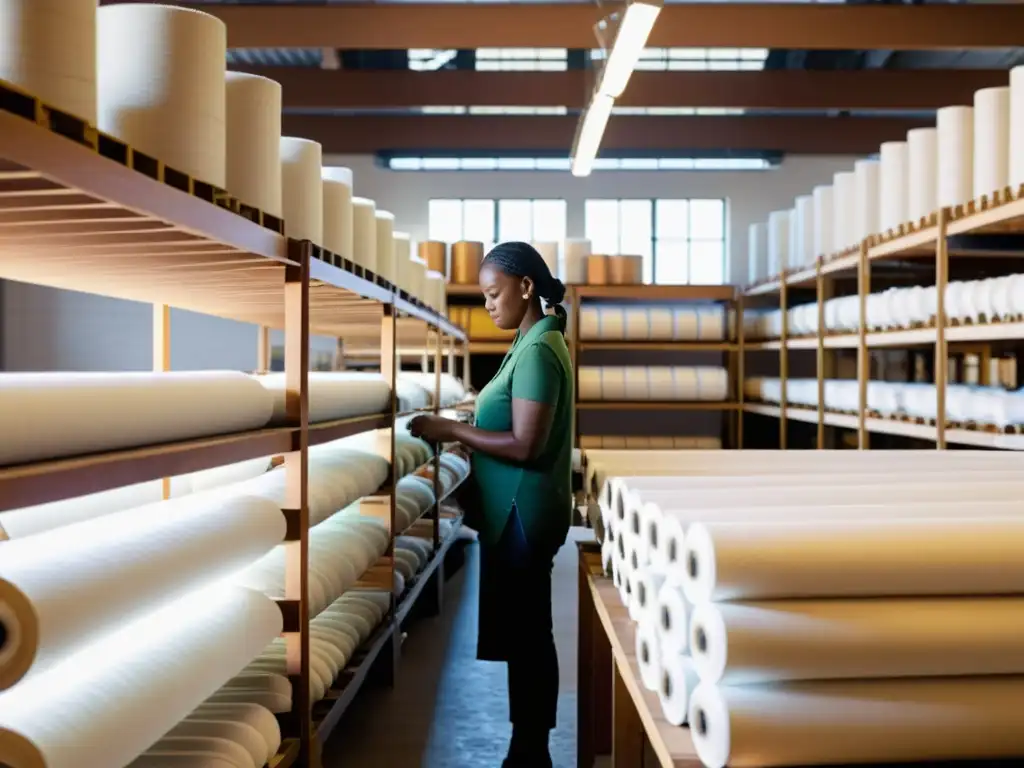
[743,191,1024,451]
[0,84,468,768]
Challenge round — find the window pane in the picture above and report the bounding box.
[498,199,532,242]
[463,199,496,244]
[690,240,726,285]
[655,239,689,285]
[690,199,725,239]
[585,200,620,255]
[620,200,653,283]
[656,199,689,238]
[428,199,463,243]
[532,199,566,242]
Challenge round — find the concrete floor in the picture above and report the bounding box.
[323,530,586,767]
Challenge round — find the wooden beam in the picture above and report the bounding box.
[245,68,1009,111]
[281,114,929,155]
[188,3,1024,49]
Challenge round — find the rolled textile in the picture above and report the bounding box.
[907,127,938,222]
[811,185,832,259]
[0,372,275,467]
[854,159,879,242]
[878,141,909,232]
[0,585,281,768]
[224,72,282,218]
[280,138,323,244]
[974,86,1010,198]
[634,620,662,692]
[0,493,284,689]
[562,239,591,284]
[689,676,1024,768]
[690,596,1024,686]
[658,653,700,727]
[937,105,974,208]
[255,372,390,424]
[322,167,354,262]
[656,581,689,656]
[632,567,667,627]
[684,517,1024,603]
[351,198,377,272]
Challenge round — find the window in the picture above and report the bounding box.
[429,199,567,245]
[585,198,727,285]
[387,156,772,172]
[476,48,568,71]
[590,47,768,71]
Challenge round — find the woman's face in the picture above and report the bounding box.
[480,263,530,331]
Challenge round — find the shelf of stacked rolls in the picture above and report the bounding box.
[0,39,467,768]
[569,285,744,450]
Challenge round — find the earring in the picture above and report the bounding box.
[523,293,530,299]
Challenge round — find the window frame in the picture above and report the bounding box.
[428,198,568,245]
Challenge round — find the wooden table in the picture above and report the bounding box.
[577,542,704,768]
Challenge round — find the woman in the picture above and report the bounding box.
[409,241,574,768]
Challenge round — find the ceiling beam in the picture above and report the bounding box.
[240,68,1009,111]
[280,115,929,155]
[188,3,1024,49]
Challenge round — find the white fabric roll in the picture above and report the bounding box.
[937,105,974,208]
[747,222,768,285]
[280,137,323,244]
[658,653,700,727]
[579,307,600,340]
[974,86,1010,198]
[879,141,909,232]
[97,4,226,185]
[598,307,625,340]
[562,239,591,284]
[531,242,559,276]
[907,127,939,222]
[0,372,274,466]
[793,195,814,268]
[766,210,789,277]
[623,368,648,401]
[352,198,377,272]
[673,307,699,340]
[854,159,879,242]
[393,232,413,293]
[0,0,97,123]
[1010,66,1024,189]
[255,371,390,424]
[690,596,1024,686]
[811,185,833,259]
[0,585,280,768]
[634,619,661,692]
[832,170,856,253]
[656,580,689,657]
[224,72,282,218]
[685,517,1024,603]
[322,169,354,261]
[689,676,1024,768]
[623,308,650,340]
[601,368,626,401]
[375,211,396,284]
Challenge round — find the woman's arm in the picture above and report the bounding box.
[407,398,553,463]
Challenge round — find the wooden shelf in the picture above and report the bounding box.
[469,340,512,354]
[578,401,740,411]
[577,341,735,352]
[575,284,736,301]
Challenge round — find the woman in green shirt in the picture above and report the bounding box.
[410,242,574,768]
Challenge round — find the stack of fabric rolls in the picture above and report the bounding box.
[597,451,1024,768]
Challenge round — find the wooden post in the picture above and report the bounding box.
[257,325,271,373]
[857,241,871,450]
[612,659,644,768]
[153,304,171,499]
[736,294,745,450]
[935,209,949,450]
[779,278,789,449]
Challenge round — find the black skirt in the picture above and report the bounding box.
[477,504,556,662]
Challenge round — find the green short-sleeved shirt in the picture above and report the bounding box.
[471,314,574,549]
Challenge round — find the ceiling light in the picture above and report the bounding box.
[596,0,663,98]
[571,94,614,178]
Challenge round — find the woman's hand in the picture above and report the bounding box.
[408,414,457,443]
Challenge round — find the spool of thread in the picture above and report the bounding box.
[766,210,790,277]
[563,239,591,284]
[747,222,768,285]
[974,86,1010,199]
[224,72,282,218]
[97,4,226,186]
[854,159,879,242]
[531,242,559,276]
[321,167,353,262]
[937,106,974,208]
[1010,66,1024,189]
[393,233,412,294]
[374,211,396,285]
[279,138,323,245]
[832,171,857,253]
[907,127,938,222]
[811,185,833,260]
[418,241,447,276]
[451,241,485,285]
[0,0,98,123]
[587,255,610,285]
[794,196,814,269]
[879,141,909,232]
[351,198,377,272]
[608,256,643,285]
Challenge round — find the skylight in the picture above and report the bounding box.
[591,47,769,71]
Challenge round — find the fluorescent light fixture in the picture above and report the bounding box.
[571,93,615,178]
[597,0,663,98]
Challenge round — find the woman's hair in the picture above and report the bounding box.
[482,241,567,330]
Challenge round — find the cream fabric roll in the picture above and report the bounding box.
[648,308,674,340]
[974,86,1010,198]
[907,127,939,222]
[187,704,281,757]
[393,233,412,293]
[579,307,600,340]
[351,197,377,272]
[562,239,591,284]
[832,170,856,253]
[690,596,1024,686]
[689,676,1024,768]
[696,367,729,401]
[255,371,390,424]
[97,4,226,185]
[623,308,650,340]
[322,168,354,261]
[811,185,833,259]
[879,141,909,232]
[530,242,559,275]
[598,307,625,340]
[0,372,274,467]
[1010,66,1024,189]
[0,0,97,123]
[747,222,768,285]
[374,211,396,284]
[685,517,1024,603]
[0,493,284,689]
[578,368,602,400]
[696,307,726,341]
[647,367,675,401]
[673,307,699,340]
[793,195,814,269]
[674,369,699,401]
[937,106,974,208]
[0,585,281,768]
[224,72,282,218]
[854,159,879,242]
[280,137,323,244]
[623,368,648,401]
[601,367,627,400]
[766,210,789,277]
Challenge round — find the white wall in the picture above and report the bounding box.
[1,154,858,372]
